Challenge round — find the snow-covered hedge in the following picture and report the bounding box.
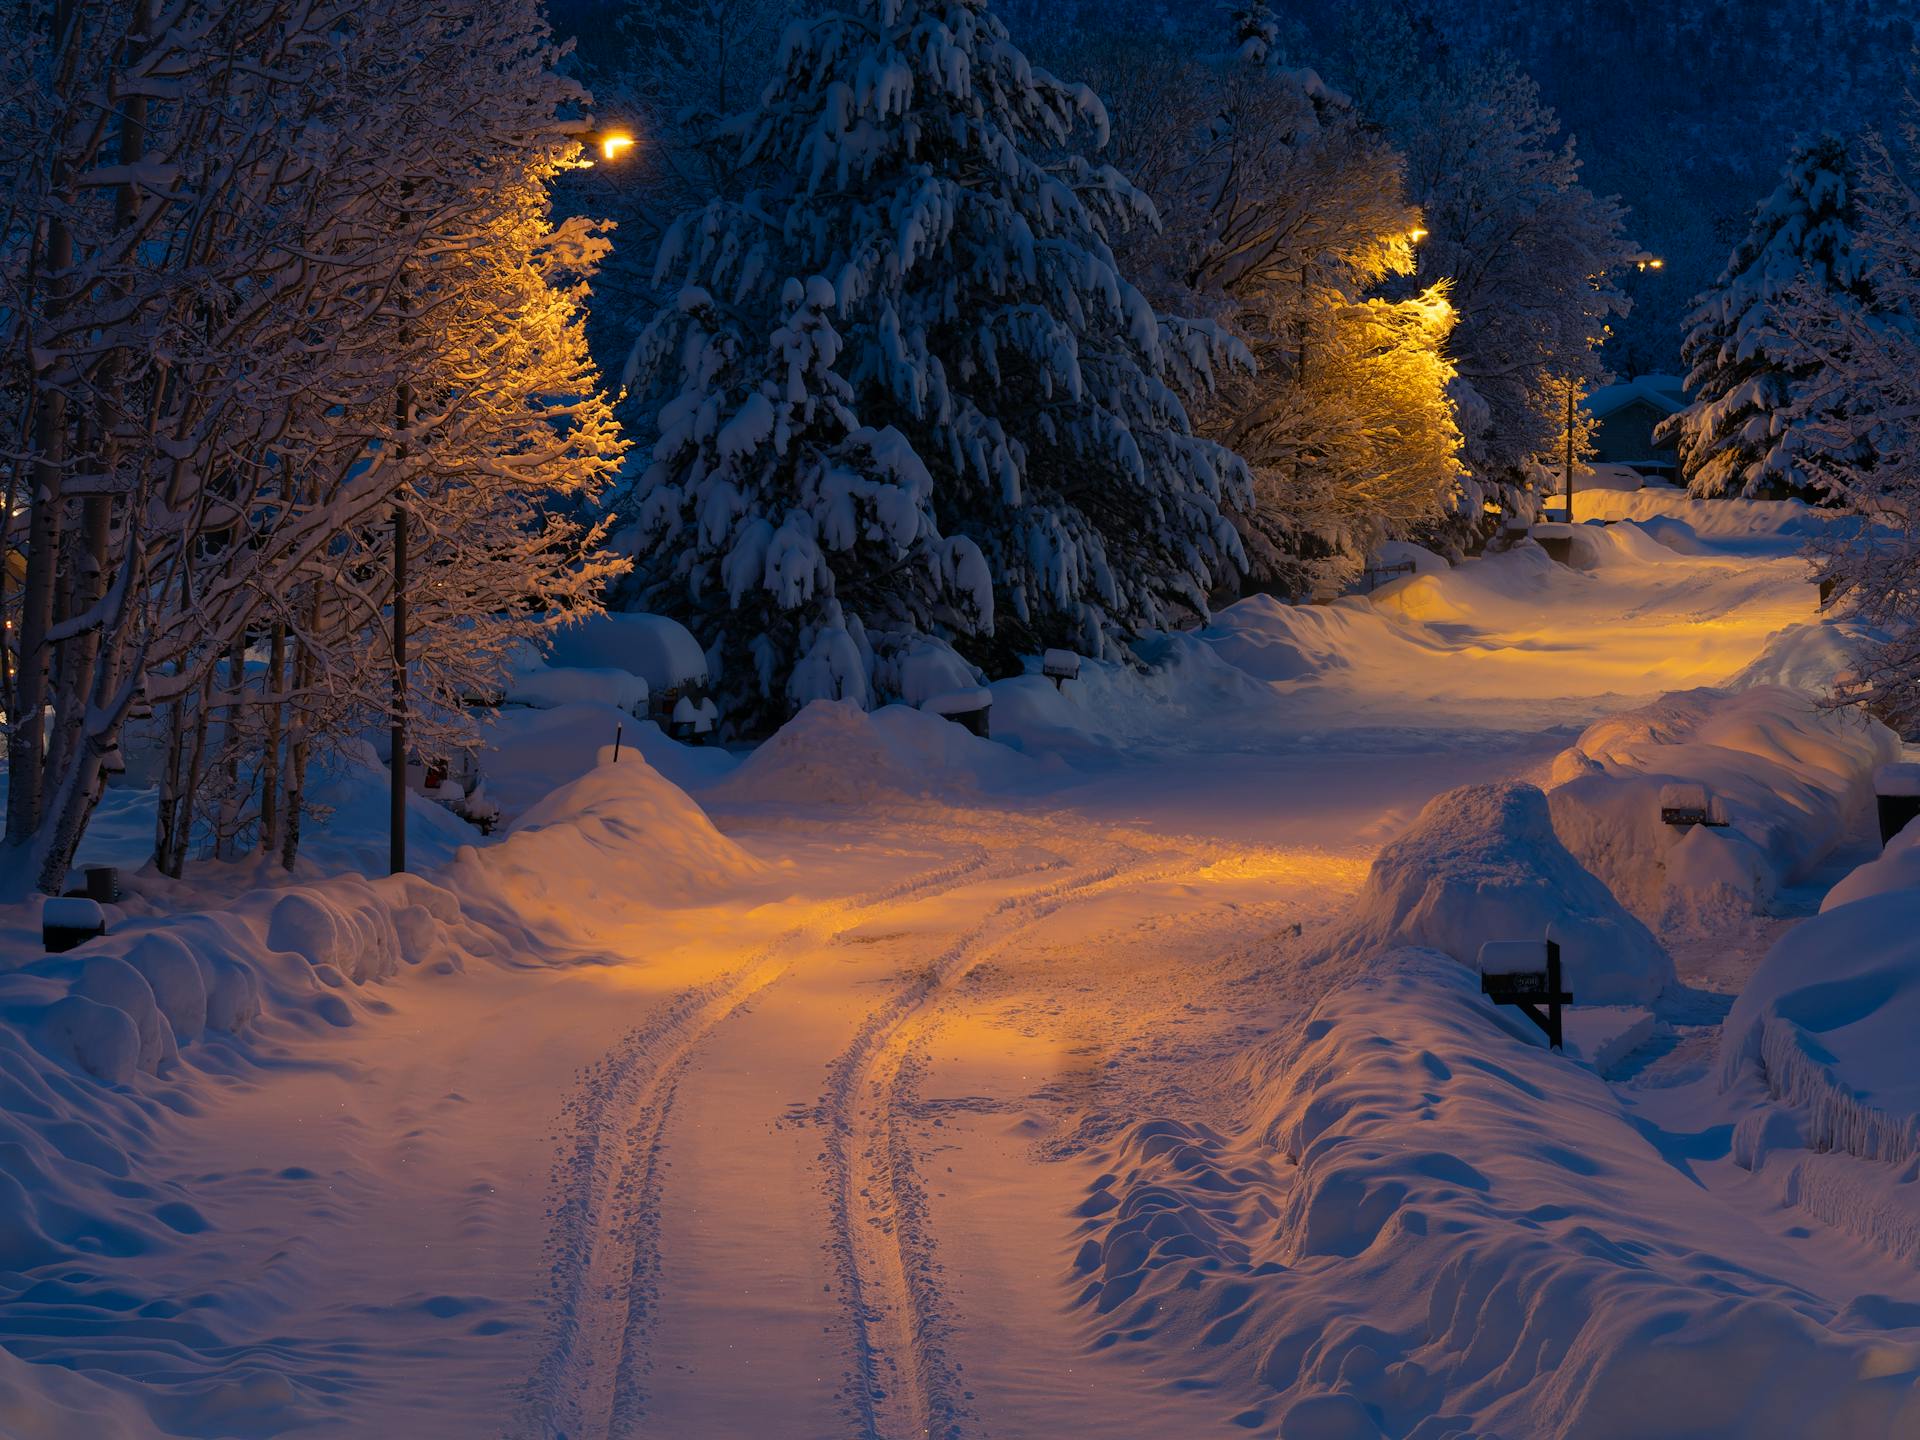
[1322,780,1673,1005]
[1546,685,1896,929]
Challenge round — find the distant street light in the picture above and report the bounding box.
[1408,227,1429,243]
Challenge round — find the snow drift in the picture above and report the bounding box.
[1072,951,1920,1437]
[1322,781,1673,1005]
[1546,686,1896,929]
[707,698,1043,806]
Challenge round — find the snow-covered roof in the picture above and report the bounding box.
[1584,376,1688,420]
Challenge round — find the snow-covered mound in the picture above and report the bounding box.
[1072,951,1920,1436]
[1729,615,1885,698]
[484,746,762,907]
[504,661,649,714]
[1723,886,1920,1167]
[1323,781,1673,1005]
[1824,816,1920,912]
[1546,686,1896,928]
[708,698,1041,806]
[545,610,709,685]
[1201,592,1447,683]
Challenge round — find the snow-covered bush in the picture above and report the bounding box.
[1077,26,1461,594]
[1323,781,1674,1005]
[621,0,1250,731]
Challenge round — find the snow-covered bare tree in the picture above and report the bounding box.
[1661,133,1873,500]
[622,0,1250,728]
[1371,45,1635,525]
[1073,29,1461,594]
[0,0,624,894]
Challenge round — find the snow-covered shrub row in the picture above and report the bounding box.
[1070,951,1920,1436]
[1319,781,1673,1005]
[619,0,1251,731]
[1545,685,1896,931]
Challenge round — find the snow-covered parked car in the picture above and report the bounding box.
[894,638,992,737]
[545,612,720,741]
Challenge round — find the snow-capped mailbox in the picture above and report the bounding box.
[1477,936,1572,1051]
[1874,763,1920,847]
[925,690,991,738]
[44,897,106,955]
[1659,782,1726,829]
[1042,649,1081,688]
[671,693,719,742]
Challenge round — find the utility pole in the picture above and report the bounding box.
[1564,379,1576,524]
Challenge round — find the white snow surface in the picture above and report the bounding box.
[5,482,1919,1436]
[1074,950,1920,1438]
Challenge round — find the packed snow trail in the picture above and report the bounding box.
[517,809,1354,1439]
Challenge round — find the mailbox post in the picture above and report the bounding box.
[1477,937,1573,1050]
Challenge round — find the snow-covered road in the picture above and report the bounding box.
[516,806,1365,1438]
[9,489,1919,1438]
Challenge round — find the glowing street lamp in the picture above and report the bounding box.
[1408,227,1429,243]
[1635,255,1665,272]
[579,129,638,166]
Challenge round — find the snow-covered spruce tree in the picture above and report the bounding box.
[1774,127,1920,734]
[1661,133,1873,500]
[622,0,1249,729]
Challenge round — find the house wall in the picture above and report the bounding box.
[1592,399,1678,472]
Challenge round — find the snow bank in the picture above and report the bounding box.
[1574,487,1853,555]
[1824,817,1920,911]
[1072,952,1920,1436]
[1723,887,1920,1167]
[1729,616,1884,697]
[1323,781,1673,1005]
[1546,686,1896,928]
[706,698,1041,806]
[545,611,709,688]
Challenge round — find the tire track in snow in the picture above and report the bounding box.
[817,837,1218,1440]
[518,837,1069,1439]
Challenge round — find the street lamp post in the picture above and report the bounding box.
[1563,254,1664,529]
